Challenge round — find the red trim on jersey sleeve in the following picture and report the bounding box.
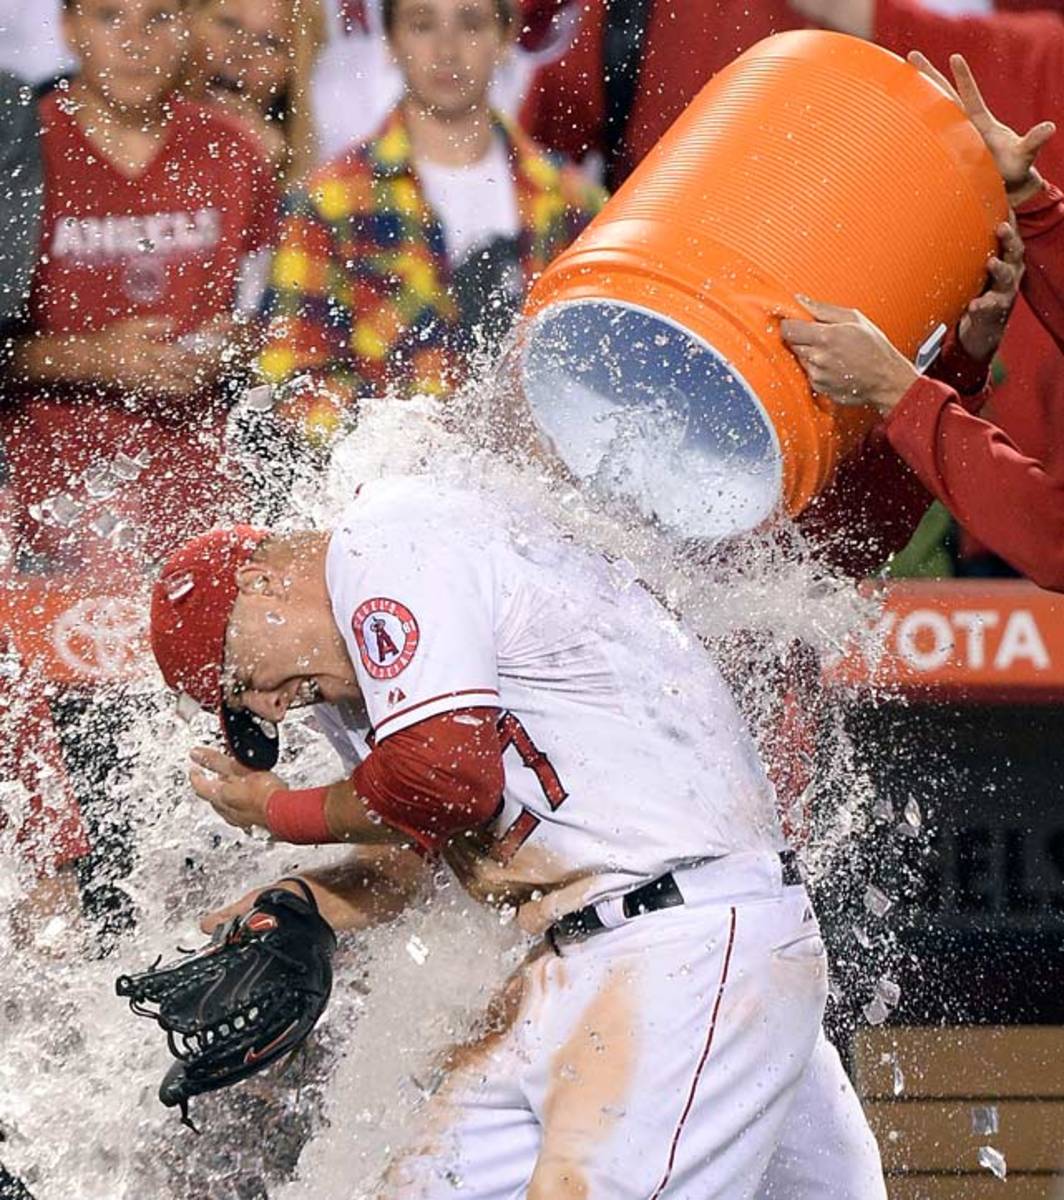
[353,708,505,855]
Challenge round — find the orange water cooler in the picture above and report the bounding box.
[519,31,1006,539]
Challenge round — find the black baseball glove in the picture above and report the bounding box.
[116,879,336,1128]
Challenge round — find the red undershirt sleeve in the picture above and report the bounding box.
[352,708,505,856]
[886,376,1064,591]
[1015,181,1064,356]
[928,325,991,404]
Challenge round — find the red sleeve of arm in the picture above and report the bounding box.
[1015,181,1064,355]
[927,325,990,405]
[794,426,933,578]
[886,376,1064,590]
[352,708,504,856]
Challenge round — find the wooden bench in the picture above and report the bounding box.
[853,1026,1064,1199]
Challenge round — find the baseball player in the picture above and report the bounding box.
[149,475,885,1198]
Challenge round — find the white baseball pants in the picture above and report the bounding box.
[389,852,886,1199]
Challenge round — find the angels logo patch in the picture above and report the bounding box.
[352,597,420,681]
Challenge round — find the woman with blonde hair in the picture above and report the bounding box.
[188,0,327,183]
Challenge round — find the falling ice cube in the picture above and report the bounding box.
[52,494,82,526]
[43,493,81,526]
[864,885,894,918]
[82,465,116,499]
[895,821,921,841]
[110,452,145,481]
[244,384,276,412]
[903,798,922,830]
[971,1106,999,1136]
[175,693,201,724]
[89,510,120,540]
[862,998,889,1027]
[36,916,68,948]
[874,976,901,1009]
[165,571,195,601]
[892,1060,905,1096]
[112,524,138,550]
[852,925,873,950]
[409,1069,444,1101]
[873,796,894,822]
[977,1146,1007,1180]
[0,646,22,680]
[406,936,429,966]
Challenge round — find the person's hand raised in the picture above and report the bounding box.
[188,745,284,832]
[909,51,1056,206]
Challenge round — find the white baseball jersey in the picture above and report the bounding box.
[319,476,784,908]
[315,478,885,1199]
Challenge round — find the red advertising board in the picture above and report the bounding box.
[0,575,150,686]
[2,575,1062,699]
[826,581,1064,700]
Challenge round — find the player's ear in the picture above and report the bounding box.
[235,563,284,597]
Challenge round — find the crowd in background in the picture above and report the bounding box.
[0,0,1060,959]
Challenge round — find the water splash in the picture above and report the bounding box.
[2,363,912,1197]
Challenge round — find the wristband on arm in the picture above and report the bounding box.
[265,786,332,845]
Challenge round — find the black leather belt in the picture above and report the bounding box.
[548,851,803,950]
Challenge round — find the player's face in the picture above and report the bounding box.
[389,0,509,120]
[63,0,188,114]
[191,0,289,112]
[224,575,360,724]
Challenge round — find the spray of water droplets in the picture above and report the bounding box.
[1,353,924,1197]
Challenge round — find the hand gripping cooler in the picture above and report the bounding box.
[518,31,1006,539]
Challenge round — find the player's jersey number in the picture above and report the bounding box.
[491,711,569,865]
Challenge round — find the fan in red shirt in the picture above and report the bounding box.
[2,0,278,577]
[0,0,278,937]
[781,53,1064,590]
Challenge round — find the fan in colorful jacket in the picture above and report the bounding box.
[259,106,606,444]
